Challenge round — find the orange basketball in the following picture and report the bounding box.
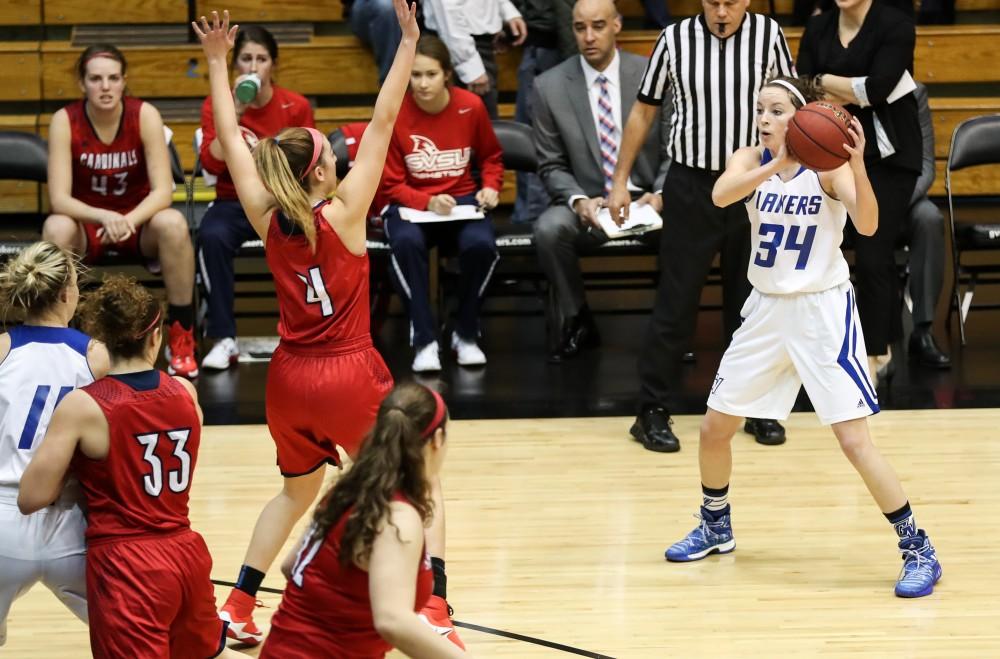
[785,101,854,172]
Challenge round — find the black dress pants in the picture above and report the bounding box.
[638,164,752,411]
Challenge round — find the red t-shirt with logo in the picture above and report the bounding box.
[200,85,315,201]
[381,87,504,210]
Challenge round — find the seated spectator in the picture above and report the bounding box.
[532,0,670,363]
[197,25,315,371]
[421,0,527,118]
[511,0,576,224]
[381,35,504,372]
[903,82,950,368]
[42,44,198,378]
[343,0,401,84]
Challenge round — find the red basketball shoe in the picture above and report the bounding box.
[417,595,465,649]
[219,589,264,646]
[166,321,198,379]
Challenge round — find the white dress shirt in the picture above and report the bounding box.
[422,0,522,84]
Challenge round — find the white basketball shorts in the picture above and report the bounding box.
[0,488,88,645]
[707,280,879,425]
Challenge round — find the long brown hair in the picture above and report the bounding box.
[254,127,321,250]
[0,241,76,321]
[415,35,454,84]
[78,274,162,359]
[311,382,444,565]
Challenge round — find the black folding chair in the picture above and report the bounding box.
[945,114,1000,344]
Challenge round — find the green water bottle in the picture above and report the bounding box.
[234,73,261,104]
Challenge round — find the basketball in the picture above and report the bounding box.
[785,101,855,172]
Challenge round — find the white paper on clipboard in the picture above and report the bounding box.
[398,205,485,223]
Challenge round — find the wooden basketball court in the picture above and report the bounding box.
[5,409,999,657]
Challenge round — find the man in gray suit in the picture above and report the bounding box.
[902,82,950,367]
[532,0,669,363]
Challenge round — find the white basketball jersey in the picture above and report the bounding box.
[745,150,850,295]
[0,325,94,490]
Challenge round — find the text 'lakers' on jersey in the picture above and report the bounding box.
[0,326,93,491]
[745,150,850,295]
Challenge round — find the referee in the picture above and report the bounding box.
[609,0,795,452]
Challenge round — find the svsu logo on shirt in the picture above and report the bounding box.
[404,135,470,180]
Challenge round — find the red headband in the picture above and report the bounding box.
[84,51,117,66]
[299,127,326,181]
[135,309,161,340]
[420,388,448,439]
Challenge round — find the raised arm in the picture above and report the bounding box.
[712,146,787,208]
[335,0,418,226]
[368,503,467,658]
[193,11,275,238]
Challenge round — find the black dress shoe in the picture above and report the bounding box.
[908,331,951,369]
[743,418,786,446]
[630,406,681,452]
[548,307,601,363]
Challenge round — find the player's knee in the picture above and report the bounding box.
[41,215,79,249]
[835,431,868,463]
[700,415,735,446]
[151,210,192,247]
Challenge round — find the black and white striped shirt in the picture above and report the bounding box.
[639,13,795,172]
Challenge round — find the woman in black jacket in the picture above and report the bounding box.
[797,0,921,383]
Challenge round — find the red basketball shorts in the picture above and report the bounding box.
[86,530,226,659]
[82,219,146,265]
[266,337,394,476]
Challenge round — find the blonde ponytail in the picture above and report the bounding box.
[0,241,75,319]
[254,131,318,251]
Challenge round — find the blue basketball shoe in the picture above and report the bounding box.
[894,530,942,598]
[665,506,735,562]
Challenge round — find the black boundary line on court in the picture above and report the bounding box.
[211,579,615,658]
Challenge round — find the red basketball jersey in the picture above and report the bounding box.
[66,96,150,213]
[265,203,371,346]
[261,494,433,658]
[72,371,200,545]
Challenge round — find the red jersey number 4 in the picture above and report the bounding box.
[297,266,334,318]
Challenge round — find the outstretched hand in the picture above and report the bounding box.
[394,0,419,41]
[192,10,238,62]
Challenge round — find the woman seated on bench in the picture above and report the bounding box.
[42,44,198,379]
[381,35,504,373]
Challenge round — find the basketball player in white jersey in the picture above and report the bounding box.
[662,77,942,598]
[0,241,109,644]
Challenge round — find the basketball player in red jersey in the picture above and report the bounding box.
[18,275,244,658]
[260,383,466,658]
[42,44,199,379]
[195,6,462,648]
